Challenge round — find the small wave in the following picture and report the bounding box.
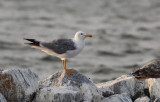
[137,27,149,31]
[121,33,140,39]
[39,17,53,21]
[97,50,125,57]
[3,56,27,63]
[40,55,59,62]
[0,41,20,50]
[123,64,139,69]
[121,33,152,40]
[93,64,114,74]
[124,49,142,54]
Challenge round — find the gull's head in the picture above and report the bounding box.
[74,31,92,40]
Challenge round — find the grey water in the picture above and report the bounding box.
[0,0,160,83]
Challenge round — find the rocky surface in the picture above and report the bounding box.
[1,68,160,102]
[36,69,102,102]
[0,93,7,102]
[101,93,132,102]
[0,69,39,102]
[96,75,145,100]
[134,96,150,102]
[147,78,160,101]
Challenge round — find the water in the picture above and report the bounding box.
[0,0,160,83]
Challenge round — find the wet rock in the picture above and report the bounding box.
[134,96,150,102]
[0,93,7,102]
[36,69,102,102]
[0,69,39,102]
[147,78,160,101]
[96,75,145,98]
[101,93,132,102]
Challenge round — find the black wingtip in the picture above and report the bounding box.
[24,38,40,46]
[24,38,36,42]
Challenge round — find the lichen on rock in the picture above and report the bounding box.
[0,69,39,102]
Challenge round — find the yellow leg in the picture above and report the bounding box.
[62,59,73,75]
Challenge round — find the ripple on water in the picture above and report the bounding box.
[40,55,60,62]
[122,64,139,69]
[120,33,152,40]
[0,41,21,50]
[124,49,142,54]
[97,50,125,57]
[121,33,139,39]
[137,27,149,31]
[93,64,114,74]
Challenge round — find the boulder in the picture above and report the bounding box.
[36,69,102,102]
[0,93,7,102]
[101,93,132,102]
[134,96,150,102]
[96,75,145,99]
[0,69,39,102]
[147,78,160,101]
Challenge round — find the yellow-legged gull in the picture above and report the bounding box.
[24,31,92,75]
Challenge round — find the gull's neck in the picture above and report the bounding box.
[74,36,79,41]
[73,37,85,50]
[74,35,84,41]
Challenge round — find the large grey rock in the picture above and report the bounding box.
[36,69,102,102]
[147,78,160,101]
[0,69,39,102]
[36,86,83,102]
[101,93,132,102]
[96,75,145,99]
[134,96,150,102]
[0,93,7,102]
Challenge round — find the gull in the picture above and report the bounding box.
[131,60,160,98]
[24,31,92,75]
[131,60,160,80]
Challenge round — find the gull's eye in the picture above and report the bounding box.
[80,33,83,35]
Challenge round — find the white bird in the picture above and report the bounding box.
[24,31,92,75]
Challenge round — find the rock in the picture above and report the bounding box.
[36,69,102,102]
[134,96,150,102]
[0,69,39,102]
[0,93,7,102]
[101,93,132,102]
[147,78,160,101]
[96,75,145,100]
[36,86,83,102]
[154,98,160,102]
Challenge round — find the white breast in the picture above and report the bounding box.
[61,39,85,59]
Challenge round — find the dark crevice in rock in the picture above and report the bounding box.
[131,91,142,101]
[102,91,114,98]
[30,92,36,102]
[144,88,150,98]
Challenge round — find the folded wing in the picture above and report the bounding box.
[40,39,76,54]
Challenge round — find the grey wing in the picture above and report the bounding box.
[40,39,76,54]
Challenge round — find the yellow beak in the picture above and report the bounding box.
[85,34,92,37]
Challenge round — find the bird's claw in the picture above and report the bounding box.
[65,69,73,75]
